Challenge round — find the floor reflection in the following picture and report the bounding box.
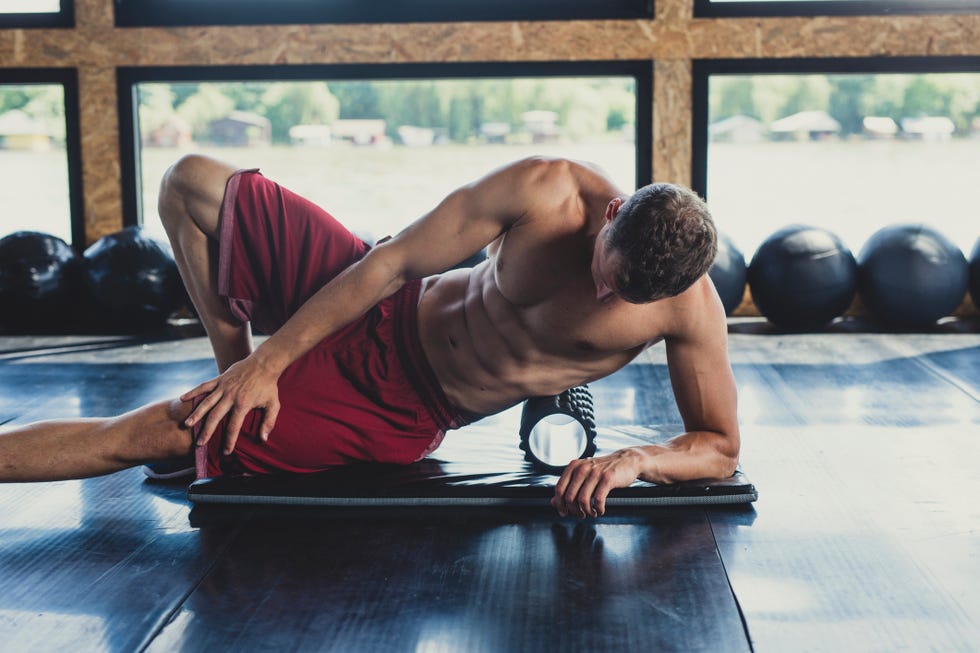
[167,510,748,651]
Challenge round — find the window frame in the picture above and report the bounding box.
[0,68,84,248]
[0,0,73,28]
[114,0,653,27]
[117,61,653,229]
[694,0,980,18]
[691,56,980,199]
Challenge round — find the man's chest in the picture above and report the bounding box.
[485,276,662,357]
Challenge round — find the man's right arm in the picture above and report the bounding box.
[183,156,569,452]
[552,278,740,517]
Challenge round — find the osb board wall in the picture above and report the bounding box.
[1,0,979,246]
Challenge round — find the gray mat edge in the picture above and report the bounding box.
[186,492,759,507]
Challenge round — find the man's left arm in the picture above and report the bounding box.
[552,282,740,517]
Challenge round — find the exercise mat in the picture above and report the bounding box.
[188,424,757,508]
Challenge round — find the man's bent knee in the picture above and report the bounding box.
[159,154,199,203]
[158,154,233,236]
[161,398,195,458]
[114,399,195,465]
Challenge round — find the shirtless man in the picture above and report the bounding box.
[0,155,739,519]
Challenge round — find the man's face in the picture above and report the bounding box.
[591,227,621,303]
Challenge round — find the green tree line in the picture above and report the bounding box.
[5,73,976,144]
[0,85,66,140]
[136,77,637,144]
[711,73,980,135]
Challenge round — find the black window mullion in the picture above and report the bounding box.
[695,0,980,18]
[114,0,653,27]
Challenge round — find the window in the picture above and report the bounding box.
[120,63,650,243]
[693,58,980,258]
[0,0,72,28]
[695,0,980,18]
[115,0,652,27]
[0,70,82,246]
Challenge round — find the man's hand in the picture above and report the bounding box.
[551,448,643,518]
[181,354,281,455]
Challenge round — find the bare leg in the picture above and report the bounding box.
[0,155,251,483]
[0,400,193,482]
[158,154,252,373]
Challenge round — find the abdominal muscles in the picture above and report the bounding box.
[418,264,636,416]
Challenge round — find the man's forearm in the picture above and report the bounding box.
[633,430,739,484]
[250,245,405,375]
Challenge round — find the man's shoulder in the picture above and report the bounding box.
[492,159,584,228]
[509,158,618,228]
[506,156,611,188]
[660,276,728,340]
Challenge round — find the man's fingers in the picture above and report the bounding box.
[186,390,223,430]
[260,401,279,442]
[554,461,582,516]
[222,407,249,455]
[553,463,577,516]
[555,460,618,518]
[180,379,217,403]
[593,478,614,516]
[559,461,593,518]
[198,398,233,446]
[552,453,637,518]
[575,471,602,518]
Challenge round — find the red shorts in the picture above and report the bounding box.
[195,170,474,478]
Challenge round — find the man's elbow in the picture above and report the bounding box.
[705,429,740,478]
[363,244,410,296]
[718,452,739,479]
[709,427,740,478]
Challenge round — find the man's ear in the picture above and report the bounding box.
[604,197,624,223]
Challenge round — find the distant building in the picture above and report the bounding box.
[769,110,841,141]
[0,110,53,151]
[396,125,435,147]
[709,115,766,144]
[208,111,271,146]
[900,116,955,141]
[331,119,388,146]
[144,115,193,148]
[522,110,560,144]
[862,116,898,140]
[480,122,511,144]
[289,124,332,147]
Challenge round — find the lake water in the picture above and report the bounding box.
[2,138,976,260]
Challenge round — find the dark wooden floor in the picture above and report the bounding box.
[1,322,978,652]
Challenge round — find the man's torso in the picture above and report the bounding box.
[416,161,693,416]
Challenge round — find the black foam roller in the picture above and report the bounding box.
[519,385,598,474]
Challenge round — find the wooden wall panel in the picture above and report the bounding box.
[75,0,112,27]
[78,66,121,246]
[4,16,980,69]
[653,59,692,186]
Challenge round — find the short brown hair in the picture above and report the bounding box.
[605,183,717,303]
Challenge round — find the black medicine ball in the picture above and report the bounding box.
[747,225,857,330]
[708,232,747,316]
[969,237,980,310]
[83,226,184,330]
[0,231,84,332]
[857,224,968,329]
